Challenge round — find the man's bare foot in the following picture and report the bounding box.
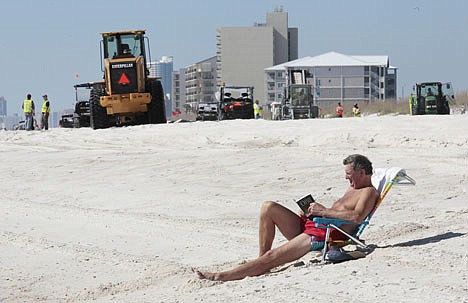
[192,268,219,281]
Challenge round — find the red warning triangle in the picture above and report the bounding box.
[118,73,130,85]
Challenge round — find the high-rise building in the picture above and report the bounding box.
[171,69,186,117]
[0,96,7,116]
[216,6,298,104]
[185,56,217,111]
[148,56,174,117]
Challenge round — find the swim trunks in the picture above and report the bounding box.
[301,217,350,242]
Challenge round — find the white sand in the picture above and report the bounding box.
[1,114,467,302]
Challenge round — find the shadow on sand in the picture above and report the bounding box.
[379,231,466,248]
[282,232,466,267]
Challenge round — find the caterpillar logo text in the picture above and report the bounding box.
[111,63,134,69]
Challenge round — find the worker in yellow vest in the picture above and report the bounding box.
[352,103,361,117]
[22,94,35,130]
[254,100,263,119]
[41,94,51,130]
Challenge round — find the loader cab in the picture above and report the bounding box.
[290,85,313,106]
[100,30,149,95]
[282,84,318,119]
[102,31,146,60]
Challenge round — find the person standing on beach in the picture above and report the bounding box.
[41,94,50,130]
[336,102,344,117]
[22,94,35,130]
[254,100,262,119]
[193,154,379,282]
[352,103,361,117]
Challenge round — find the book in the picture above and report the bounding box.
[296,194,315,219]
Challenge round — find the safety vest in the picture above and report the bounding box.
[23,99,33,113]
[41,100,50,113]
[353,107,361,117]
[254,103,262,115]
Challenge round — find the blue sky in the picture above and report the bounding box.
[2,0,467,113]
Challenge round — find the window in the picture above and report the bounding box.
[105,33,143,59]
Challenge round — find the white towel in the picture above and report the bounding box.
[371,167,405,195]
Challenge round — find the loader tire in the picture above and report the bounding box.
[148,80,166,124]
[90,85,109,129]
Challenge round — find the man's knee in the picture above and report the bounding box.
[260,200,278,215]
[261,248,278,263]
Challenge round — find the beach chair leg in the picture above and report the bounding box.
[321,228,331,262]
[330,223,368,249]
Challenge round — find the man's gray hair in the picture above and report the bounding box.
[343,154,373,175]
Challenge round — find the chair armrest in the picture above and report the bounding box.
[313,217,356,228]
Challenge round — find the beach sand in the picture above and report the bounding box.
[1,114,467,302]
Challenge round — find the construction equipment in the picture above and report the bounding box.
[72,83,92,128]
[59,114,74,128]
[87,30,166,129]
[196,101,219,121]
[218,85,254,120]
[410,82,454,115]
[281,70,319,119]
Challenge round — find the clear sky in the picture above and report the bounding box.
[2,0,467,113]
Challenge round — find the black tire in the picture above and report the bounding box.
[148,80,166,124]
[90,85,109,129]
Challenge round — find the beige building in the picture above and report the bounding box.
[185,56,217,110]
[216,6,298,104]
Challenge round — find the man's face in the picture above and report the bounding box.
[345,164,362,188]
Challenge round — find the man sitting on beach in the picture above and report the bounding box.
[194,154,379,281]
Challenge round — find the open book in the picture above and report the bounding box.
[296,194,315,219]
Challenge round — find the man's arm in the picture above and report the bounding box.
[308,188,378,224]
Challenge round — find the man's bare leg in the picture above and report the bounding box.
[194,233,311,282]
[258,201,303,256]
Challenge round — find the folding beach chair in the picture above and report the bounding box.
[313,167,416,262]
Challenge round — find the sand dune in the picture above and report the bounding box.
[1,114,467,302]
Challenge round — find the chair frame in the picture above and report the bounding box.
[313,168,416,262]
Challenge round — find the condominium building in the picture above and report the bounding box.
[184,56,217,110]
[216,6,298,104]
[171,69,186,116]
[265,51,397,106]
[148,56,174,117]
